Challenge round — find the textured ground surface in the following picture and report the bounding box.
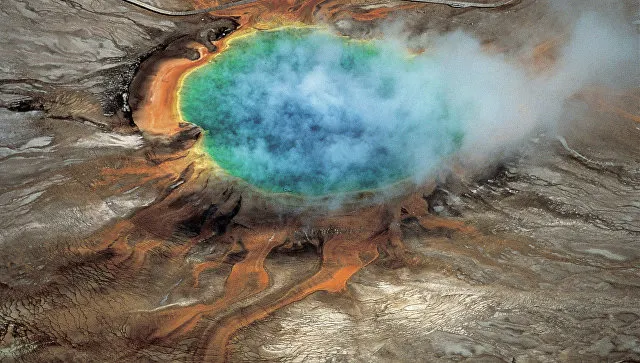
[1,0,639,362]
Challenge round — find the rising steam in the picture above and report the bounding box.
[180,6,638,196]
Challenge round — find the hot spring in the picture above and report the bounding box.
[179,28,464,196]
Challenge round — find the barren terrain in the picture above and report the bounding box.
[1,0,639,362]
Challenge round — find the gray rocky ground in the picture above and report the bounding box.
[0,0,639,362]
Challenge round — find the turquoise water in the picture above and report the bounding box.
[180,28,463,196]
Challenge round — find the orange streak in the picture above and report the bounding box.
[578,88,640,124]
[348,3,418,21]
[130,240,163,269]
[74,220,163,272]
[400,192,480,236]
[192,261,223,288]
[133,44,210,135]
[593,99,640,124]
[148,230,288,340]
[74,220,134,255]
[201,233,380,362]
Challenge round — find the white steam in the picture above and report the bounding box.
[385,7,639,168]
[182,6,638,196]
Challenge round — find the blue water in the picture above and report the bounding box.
[180,28,463,196]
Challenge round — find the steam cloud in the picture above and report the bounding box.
[181,5,638,196]
[391,4,639,166]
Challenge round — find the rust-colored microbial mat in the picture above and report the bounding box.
[1,0,639,362]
